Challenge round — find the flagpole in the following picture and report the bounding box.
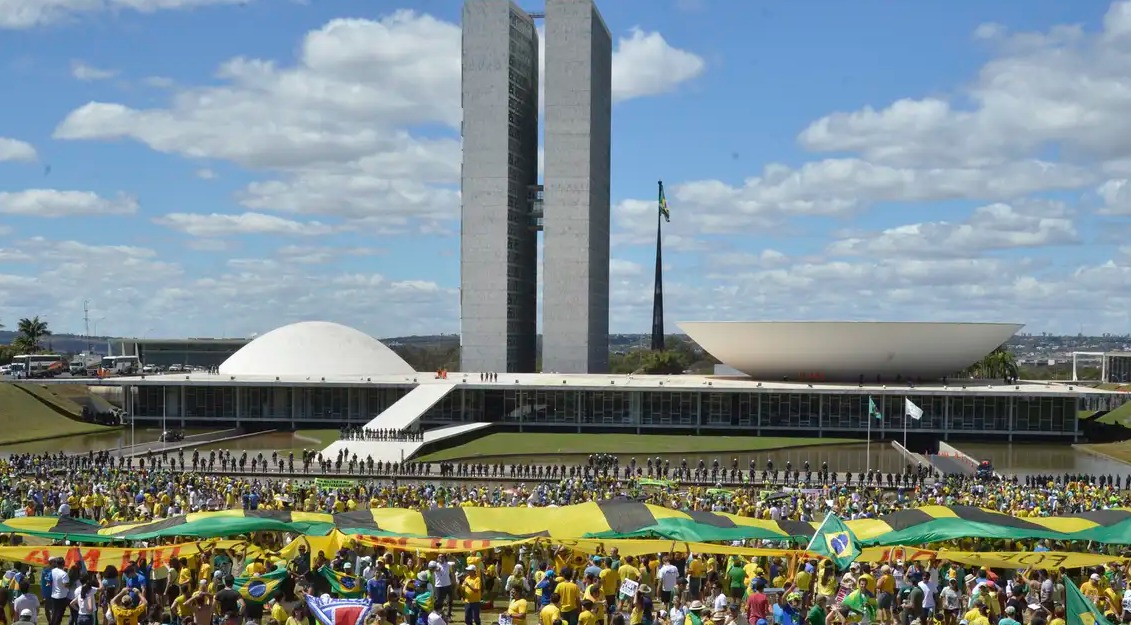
[651,180,665,352]
[866,410,871,476]
[804,510,834,553]
[903,398,908,451]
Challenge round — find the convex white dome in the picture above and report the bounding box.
[219,321,416,377]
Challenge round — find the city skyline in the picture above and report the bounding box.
[1,1,1130,339]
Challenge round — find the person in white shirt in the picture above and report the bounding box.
[14,584,40,623]
[658,558,680,607]
[712,583,730,625]
[428,606,448,625]
[48,560,71,625]
[434,556,454,619]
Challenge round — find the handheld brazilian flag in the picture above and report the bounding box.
[1065,577,1114,625]
[807,513,861,572]
[658,181,670,223]
[234,568,287,604]
[318,565,364,598]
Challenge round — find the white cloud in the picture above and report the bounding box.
[275,244,381,264]
[195,168,216,180]
[0,189,137,217]
[828,202,1079,258]
[1,0,251,29]
[53,11,703,233]
[0,137,37,162]
[70,60,117,81]
[611,28,705,102]
[797,2,1131,168]
[154,212,334,237]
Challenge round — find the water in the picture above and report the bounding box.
[956,442,1131,476]
[3,428,211,455]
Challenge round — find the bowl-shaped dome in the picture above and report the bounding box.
[679,321,1022,381]
[219,321,415,377]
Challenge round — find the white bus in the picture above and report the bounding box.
[99,355,141,376]
[11,354,65,378]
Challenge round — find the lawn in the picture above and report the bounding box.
[414,432,855,462]
[0,383,118,445]
[294,429,340,448]
[1094,400,1131,427]
[14,382,85,416]
[1078,439,1131,465]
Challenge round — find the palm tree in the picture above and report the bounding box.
[14,316,51,353]
[961,344,1018,380]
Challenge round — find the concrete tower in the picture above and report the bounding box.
[460,0,541,373]
[541,0,613,373]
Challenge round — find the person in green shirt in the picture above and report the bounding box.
[807,595,828,625]
[726,563,746,600]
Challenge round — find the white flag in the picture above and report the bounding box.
[905,398,923,420]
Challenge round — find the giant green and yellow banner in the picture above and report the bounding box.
[6,503,1131,546]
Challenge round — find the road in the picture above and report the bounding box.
[926,454,974,476]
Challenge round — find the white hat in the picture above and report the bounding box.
[1091,574,1101,581]
[344,563,352,569]
[19,609,32,618]
[466,565,477,571]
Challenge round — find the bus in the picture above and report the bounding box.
[99,355,141,376]
[11,354,66,378]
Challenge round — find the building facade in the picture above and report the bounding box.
[1104,353,1131,384]
[123,379,1087,443]
[541,0,613,374]
[460,0,541,374]
[119,338,249,369]
[542,0,615,372]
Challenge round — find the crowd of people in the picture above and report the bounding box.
[339,428,423,443]
[0,522,1122,625]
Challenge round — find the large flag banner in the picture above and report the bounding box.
[234,568,287,604]
[905,399,923,420]
[659,182,671,222]
[808,514,861,571]
[868,397,883,420]
[304,596,373,625]
[1065,578,1113,625]
[318,565,364,598]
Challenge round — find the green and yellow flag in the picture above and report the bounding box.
[868,397,883,421]
[659,181,670,222]
[317,565,364,598]
[808,513,861,571]
[1066,577,1113,625]
[234,568,287,604]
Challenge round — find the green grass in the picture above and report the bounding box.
[1078,440,1131,465]
[293,429,339,448]
[1095,401,1131,427]
[14,382,85,416]
[0,383,118,445]
[414,432,855,462]
[1079,409,1099,420]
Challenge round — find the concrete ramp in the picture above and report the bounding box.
[321,422,490,464]
[366,382,457,431]
[318,382,464,463]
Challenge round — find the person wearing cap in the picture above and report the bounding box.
[1000,605,1022,625]
[461,564,483,625]
[16,608,33,624]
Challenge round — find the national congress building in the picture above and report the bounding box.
[460,0,612,375]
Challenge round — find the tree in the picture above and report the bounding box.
[960,344,1019,380]
[14,316,51,353]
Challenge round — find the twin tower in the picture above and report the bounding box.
[460,0,613,374]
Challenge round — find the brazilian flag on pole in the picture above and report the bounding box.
[659,181,671,222]
[807,513,861,571]
[317,565,364,598]
[868,397,883,421]
[234,568,287,604]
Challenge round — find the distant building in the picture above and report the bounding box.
[117,338,249,369]
[1104,352,1131,383]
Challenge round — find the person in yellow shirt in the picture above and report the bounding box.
[110,588,148,625]
[540,594,563,625]
[578,600,596,625]
[556,569,581,625]
[508,586,529,625]
[172,585,193,623]
[462,565,483,625]
[687,557,706,600]
[964,603,991,625]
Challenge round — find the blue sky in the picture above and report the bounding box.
[1,0,1130,339]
